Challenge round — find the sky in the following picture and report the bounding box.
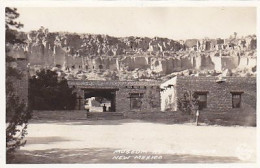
[16,7,256,40]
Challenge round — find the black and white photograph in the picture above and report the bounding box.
[5,4,257,165]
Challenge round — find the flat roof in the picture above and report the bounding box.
[68,80,161,89]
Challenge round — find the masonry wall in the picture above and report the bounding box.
[68,80,161,112]
[175,76,256,125]
[32,110,86,120]
[116,85,161,112]
[73,88,85,110]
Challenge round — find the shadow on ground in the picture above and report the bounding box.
[30,119,141,125]
[30,118,256,127]
[9,148,242,164]
[29,119,201,126]
[25,136,72,145]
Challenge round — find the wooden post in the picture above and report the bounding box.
[196,110,199,126]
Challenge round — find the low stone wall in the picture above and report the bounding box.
[199,110,256,126]
[31,110,256,126]
[123,111,256,126]
[124,111,192,123]
[32,110,191,122]
[32,110,87,120]
[87,112,124,120]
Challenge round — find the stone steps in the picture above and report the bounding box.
[87,112,124,120]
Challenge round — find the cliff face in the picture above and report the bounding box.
[11,28,257,80]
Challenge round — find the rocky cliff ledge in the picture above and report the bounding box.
[10,27,257,80]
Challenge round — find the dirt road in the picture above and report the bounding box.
[10,119,256,163]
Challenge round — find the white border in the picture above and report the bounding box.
[1,0,260,7]
[0,1,6,167]
[0,1,259,168]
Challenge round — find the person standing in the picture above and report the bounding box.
[103,104,107,112]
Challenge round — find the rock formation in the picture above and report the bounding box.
[10,27,257,80]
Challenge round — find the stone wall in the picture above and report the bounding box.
[32,110,190,123]
[175,76,256,125]
[116,85,161,112]
[123,111,191,122]
[32,110,86,120]
[68,80,161,112]
[67,77,256,125]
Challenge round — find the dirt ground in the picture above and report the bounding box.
[9,119,256,163]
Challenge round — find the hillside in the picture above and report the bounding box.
[9,27,257,81]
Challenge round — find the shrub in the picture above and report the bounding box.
[177,91,198,115]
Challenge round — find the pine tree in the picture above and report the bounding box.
[6,7,32,162]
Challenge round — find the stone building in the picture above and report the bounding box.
[68,76,256,125]
[68,80,161,112]
[161,76,256,123]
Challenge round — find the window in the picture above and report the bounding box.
[195,92,208,110]
[129,93,143,110]
[55,64,61,68]
[231,92,243,108]
[17,58,26,61]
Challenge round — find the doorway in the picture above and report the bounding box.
[84,89,117,112]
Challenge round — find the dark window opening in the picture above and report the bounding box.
[17,58,26,61]
[72,65,75,69]
[55,64,61,68]
[195,92,208,110]
[99,65,103,69]
[231,92,243,108]
[85,65,88,70]
[129,93,144,110]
